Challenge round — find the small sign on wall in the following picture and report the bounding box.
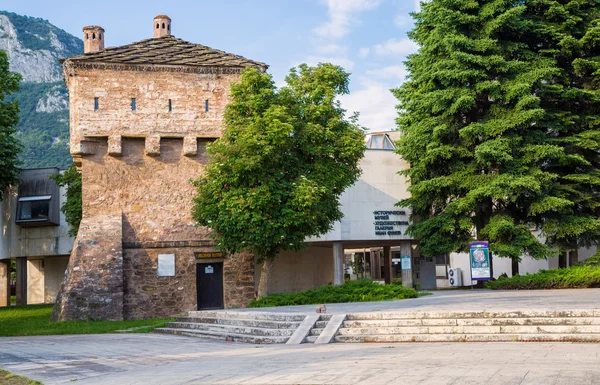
[401,255,412,270]
[195,252,224,259]
[157,254,175,277]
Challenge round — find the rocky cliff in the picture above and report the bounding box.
[0,11,82,168]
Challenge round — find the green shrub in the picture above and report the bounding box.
[578,252,600,267]
[485,264,600,290]
[249,279,418,308]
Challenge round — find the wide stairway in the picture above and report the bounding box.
[335,310,600,343]
[155,311,305,344]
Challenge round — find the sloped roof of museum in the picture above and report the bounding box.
[64,35,268,70]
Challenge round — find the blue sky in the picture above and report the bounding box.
[5,0,421,131]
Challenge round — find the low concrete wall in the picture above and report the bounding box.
[27,259,44,304]
[44,256,69,303]
[263,246,334,294]
[0,261,8,306]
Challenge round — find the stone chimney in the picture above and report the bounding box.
[153,15,171,38]
[83,26,105,53]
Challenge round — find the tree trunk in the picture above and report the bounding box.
[256,259,274,299]
[559,251,568,268]
[511,258,519,277]
[568,249,579,268]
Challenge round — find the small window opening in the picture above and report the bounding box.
[168,99,172,112]
[17,196,51,222]
[168,24,170,31]
[131,98,137,111]
[205,99,209,112]
[92,33,96,39]
[156,23,160,29]
[94,97,99,111]
[85,33,88,39]
[99,33,102,40]
[162,22,165,29]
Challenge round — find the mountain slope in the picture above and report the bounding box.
[0,11,82,168]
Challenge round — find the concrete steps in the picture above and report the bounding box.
[155,311,305,344]
[154,328,290,344]
[177,317,301,329]
[302,314,333,344]
[335,310,600,343]
[305,336,318,343]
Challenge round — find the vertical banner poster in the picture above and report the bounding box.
[469,241,491,281]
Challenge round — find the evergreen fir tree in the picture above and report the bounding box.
[394,0,561,272]
[525,0,600,266]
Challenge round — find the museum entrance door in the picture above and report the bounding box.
[196,262,224,310]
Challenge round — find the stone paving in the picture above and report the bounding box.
[2,289,600,384]
[1,333,600,384]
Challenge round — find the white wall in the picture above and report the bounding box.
[309,135,414,243]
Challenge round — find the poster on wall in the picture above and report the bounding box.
[469,241,491,281]
[401,255,412,270]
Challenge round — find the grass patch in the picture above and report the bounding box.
[485,264,600,290]
[249,279,418,308]
[0,369,42,385]
[0,304,175,337]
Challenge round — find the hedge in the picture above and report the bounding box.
[249,279,418,308]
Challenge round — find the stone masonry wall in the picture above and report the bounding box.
[51,213,123,321]
[53,67,256,320]
[123,248,254,319]
[66,68,239,154]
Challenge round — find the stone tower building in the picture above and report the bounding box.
[52,16,267,321]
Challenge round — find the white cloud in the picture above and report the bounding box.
[316,44,347,55]
[303,56,355,71]
[373,38,418,56]
[314,0,382,39]
[340,77,399,131]
[366,65,408,80]
[358,47,370,58]
[394,14,412,28]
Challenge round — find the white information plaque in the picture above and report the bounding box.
[157,254,175,277]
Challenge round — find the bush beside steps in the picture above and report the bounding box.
[249,279,418,308]
[485,253,600,290]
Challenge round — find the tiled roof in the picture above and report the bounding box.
[63,35,267,70]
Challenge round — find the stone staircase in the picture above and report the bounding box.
[304,314,332,343]
[334,310,600,343]
[155,311,305,344]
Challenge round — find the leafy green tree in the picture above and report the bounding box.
[50,164,82,237]
[524,0,600,267]
[394,0,563,274]
[193,64,365,298]
[0,50,22,200]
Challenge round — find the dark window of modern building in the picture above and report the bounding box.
[94,97,99,111]
[131,98,137,111]
[17,196,51,222]
[205,99,209,112]
[15,168,61,227]
[168,99,172,112]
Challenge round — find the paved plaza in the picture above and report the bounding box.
[2,334,600,384]
[2,289,600,384]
